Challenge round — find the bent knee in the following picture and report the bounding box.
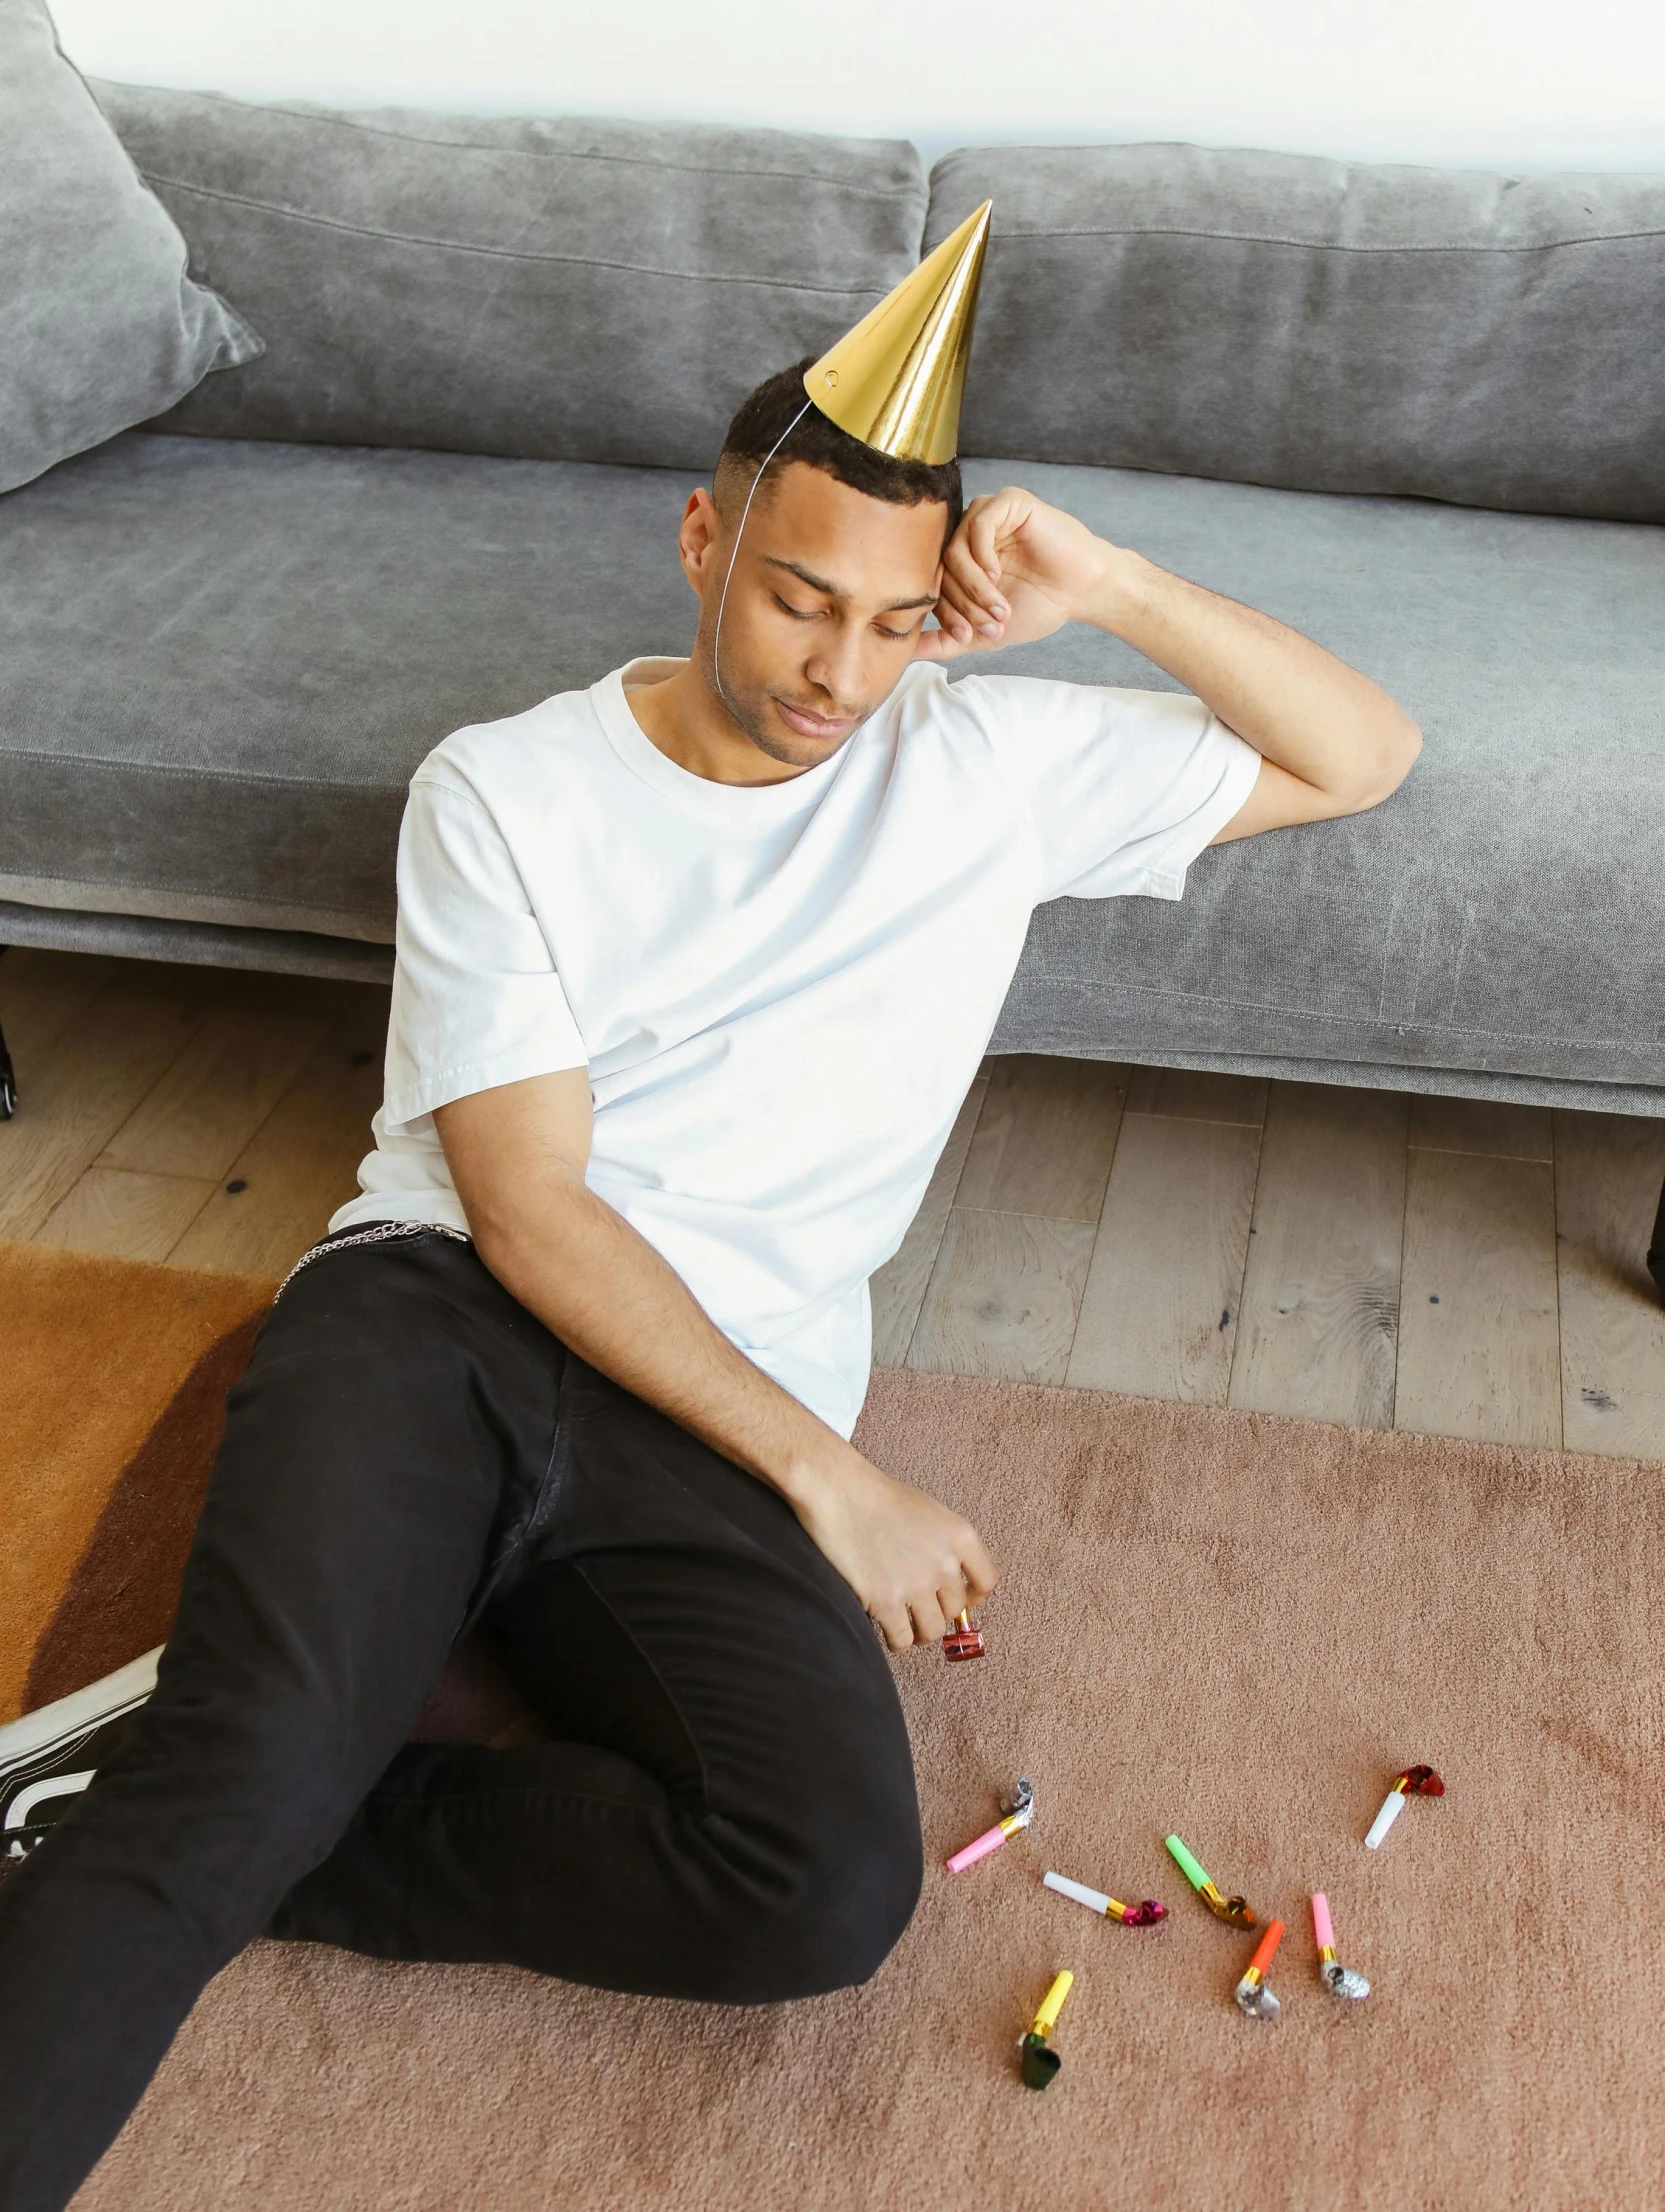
[747,1797,924,2000]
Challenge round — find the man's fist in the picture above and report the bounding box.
[914,487,1119,662]
[789,1445,999,1652]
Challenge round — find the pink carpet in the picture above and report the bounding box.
[54,1363,1663,2212]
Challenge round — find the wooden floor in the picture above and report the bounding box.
[5,945,1664,1461]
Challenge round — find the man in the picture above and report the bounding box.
[0,219,1419,2212]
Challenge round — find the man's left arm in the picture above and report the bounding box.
[917,486,1422,837]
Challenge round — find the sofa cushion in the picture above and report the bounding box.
[0,1,260,495]
[0,436,1658,1097]
[88,83,927,471]
[929,144,1665,522]
[973,459,1665,1094]
[0,433,701,941]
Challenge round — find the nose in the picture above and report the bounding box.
[803,621,872,713]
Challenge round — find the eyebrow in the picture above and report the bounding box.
[762,555,936,615]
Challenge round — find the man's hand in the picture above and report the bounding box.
[915,486,1112,661]
[789,1442,999,1652]
[436,1069,999,1656]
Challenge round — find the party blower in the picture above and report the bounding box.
[1043,1871,1166,1927]
[1164,1833,1257,1929]
[942,1609,986,1661]
[1311,1893,1370,2001]
[946,1779,1033,1873]
[1234,1920,1286,2020]
[1364,1763,1444,1849]
[1019,1971,1075,2089]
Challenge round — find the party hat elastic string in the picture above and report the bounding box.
[710,396,813,716]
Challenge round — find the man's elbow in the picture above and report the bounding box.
[467,1169,578,1279]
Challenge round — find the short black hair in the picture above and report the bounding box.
[716,356,964,539]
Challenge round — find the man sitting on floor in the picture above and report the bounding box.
[0,213,1419,2212]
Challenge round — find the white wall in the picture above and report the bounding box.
[51,0,1665,174]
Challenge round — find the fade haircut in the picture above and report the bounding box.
[714,357,964,541]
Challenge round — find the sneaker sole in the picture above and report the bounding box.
[0,1648,162,1771]
[6,1769,96,1830]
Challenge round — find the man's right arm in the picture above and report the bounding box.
[433,1067,997,1651]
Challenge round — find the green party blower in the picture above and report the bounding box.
[1164,1833,1258,1929]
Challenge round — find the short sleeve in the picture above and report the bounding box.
[954,673,1262,903]
[381,774,588,1132]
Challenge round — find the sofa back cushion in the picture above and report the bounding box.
[91,83,927,470]
[929,144,1665,521]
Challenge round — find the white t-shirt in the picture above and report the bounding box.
[330,656,1259,1437]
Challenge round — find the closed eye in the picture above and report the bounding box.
[773,593,915,642]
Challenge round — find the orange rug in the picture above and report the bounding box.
[1,1239,273,1721]
[3,1240,1661,2210]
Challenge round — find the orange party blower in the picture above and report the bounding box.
[1234,1919,1286,2020]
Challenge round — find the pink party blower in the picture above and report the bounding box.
[946,1779,1033,1872]
[1312,1892,1370,2000]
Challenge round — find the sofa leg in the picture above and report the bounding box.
[1649,1170,1665,1306]
[0,1013,12,1119]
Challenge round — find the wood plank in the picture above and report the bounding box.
[907,1207,1096,1386]
[0,947,149,996]
[1229,1083,1408,1427]
[870,1070,990,1368]
[226,972,393,1028]
[1396,1147,1560,1448]
[954,1053,1129,1220]
[1408,1094,1552,1161]
[167,1010,389,1277]
[33,1166,220,1265]
[0,947,228,1011]
[1126,1066,1267,1126]
[0,971,104,1067]
[2,948,385,1025]
[1554,1110,1665,1460]
[97,1001,329,1181]
[1066,1112,1261,1402]
[0,987,207,1241]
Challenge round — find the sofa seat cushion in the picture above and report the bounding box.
[0,435,1659,1095]
[973,459,1664,1094]
[0,432,700,940]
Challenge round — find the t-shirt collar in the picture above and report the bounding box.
[592,658,847,825]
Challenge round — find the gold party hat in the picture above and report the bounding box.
[804,200,992,465]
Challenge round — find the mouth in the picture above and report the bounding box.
[772,696,857,743]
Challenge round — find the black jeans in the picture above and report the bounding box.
[0,1227,922,2212]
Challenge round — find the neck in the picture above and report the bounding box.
[624,656,814,788]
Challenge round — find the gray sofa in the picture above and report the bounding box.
[2,84,1662,1267]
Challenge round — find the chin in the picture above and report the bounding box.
[755,735,832,771]
[752,706,855,770]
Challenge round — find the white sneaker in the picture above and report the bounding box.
[0,1648,161,1868]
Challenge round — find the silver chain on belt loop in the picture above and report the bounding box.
[275,1219,472,1298]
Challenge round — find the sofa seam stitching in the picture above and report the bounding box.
[0,865,391,920]
[119,88,923,200]
[0,747,407,792]
[139,173,915,292]
[973,222,1665,253]
[1000,974,1661,1048]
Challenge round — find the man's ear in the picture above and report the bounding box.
[677,487,723,598]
